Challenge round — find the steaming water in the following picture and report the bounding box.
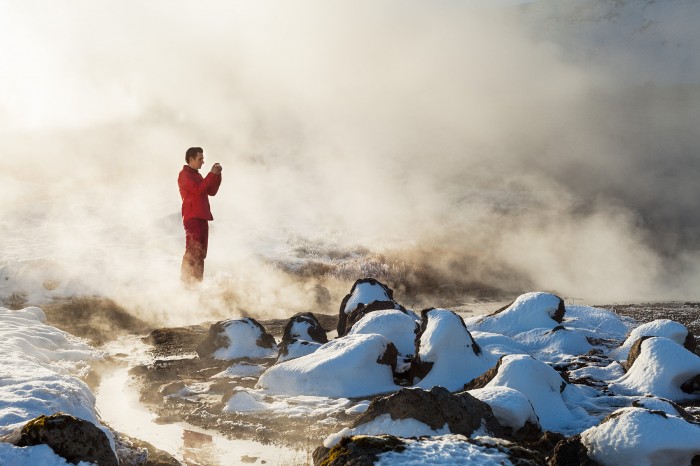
[95,336,309,465]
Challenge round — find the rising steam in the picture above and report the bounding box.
[1,0,699,324]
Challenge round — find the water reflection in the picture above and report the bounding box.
[95,336,309,465]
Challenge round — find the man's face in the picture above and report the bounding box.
[188,153,204,170]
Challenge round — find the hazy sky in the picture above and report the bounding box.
[1,0,699,322]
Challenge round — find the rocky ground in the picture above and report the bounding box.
[39,297,700,465]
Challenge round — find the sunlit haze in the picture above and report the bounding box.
[2,0,699,324]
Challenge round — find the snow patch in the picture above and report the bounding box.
[324,415,450,449]
[375,435,514,466]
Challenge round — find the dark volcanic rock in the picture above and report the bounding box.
[10,413,118,466]
[312,434,406,466]
[463,356,505,390]
[549,435,600,466]
[685,330,698,354]
[623,335,653,371]
[196,317,276,359]
[353,386,503,436]
[281,312,329,344]
[278,312,329,360]
[681,374,700,395]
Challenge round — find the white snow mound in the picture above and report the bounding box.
[257,333,398,398]
[348,309,417,356]
[611,319,690,361]
[415,309,496,392]
[581,407,700,466]
[484,354,595,434]
[610,336,700,401]
[471,292,564,337]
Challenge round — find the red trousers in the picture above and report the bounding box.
[181,218,209,285]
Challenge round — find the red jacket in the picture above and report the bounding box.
[178,165,222,221]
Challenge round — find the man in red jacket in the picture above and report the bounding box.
[178,147,222,286]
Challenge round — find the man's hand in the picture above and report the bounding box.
[211,163,222,174]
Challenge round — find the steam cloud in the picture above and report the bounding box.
[1,0,699,324]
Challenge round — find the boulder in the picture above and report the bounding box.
[623,335,653,371]
[411,308,494,391]
[8,413,118,466]
[612,336,700,400]
[353,386,503,437]
[612,319,696,361]
[472,292,566,337]
[549,435,600,466]
[281,312,328,344]
[196,317,277,360]
[277,312,328,362]
[257,334,399,398]
[337,278,397,336]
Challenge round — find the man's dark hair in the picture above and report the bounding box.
[185,147,203,163]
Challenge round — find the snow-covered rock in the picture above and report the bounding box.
[414,309,496,391]
[337,278,401,336]
[325,386,502,448]
[347,309,418,357]
[281,312,328,343]
[482,354,595,434]
[257,333,399,398]
[471,292,565,337]
[277,312,327,362]
[340,278,395,316]
[610,336,700,401]
[611,319,694,361]
[580,407,700,466]
[196,318,278,360]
